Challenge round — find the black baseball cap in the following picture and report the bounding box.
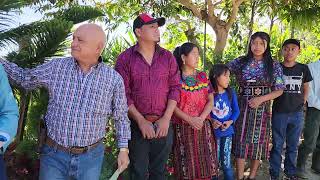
[133,13,165,32]
[282,39,300,49]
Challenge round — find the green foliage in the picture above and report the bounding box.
[0,0,26,12]
[99,120,118,179]
[101,31,135,67]
[162,23,188,51]
[15,88,49,160]
[3,19,72,67]
[0,0,27,32]
[299,46,320,64]
[53,5,104,24]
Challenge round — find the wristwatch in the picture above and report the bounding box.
[120,148,129,153]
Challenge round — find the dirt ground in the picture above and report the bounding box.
[252,154,320,180]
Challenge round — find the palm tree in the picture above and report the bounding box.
[0,0,27,33]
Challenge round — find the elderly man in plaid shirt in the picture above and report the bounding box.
[0,24,130,180]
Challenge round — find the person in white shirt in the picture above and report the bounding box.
[296,59,320,179]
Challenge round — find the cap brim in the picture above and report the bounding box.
[145,17,165,27]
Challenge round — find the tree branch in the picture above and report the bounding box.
[207,0,214,19]
[225,0,244,30]
[213,0,223,7]
[178,0,219,26]
[174,15,192,30]
[207,0,221,23]
[176,0,203,20]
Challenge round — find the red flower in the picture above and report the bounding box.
[165,164,175,174]
[197,72,208,83]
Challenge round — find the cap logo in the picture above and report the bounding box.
[140,13,154,23]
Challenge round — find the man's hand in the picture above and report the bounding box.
[155,115,170,138]
[187,117,204,130]
[117,149,129,173]
[213,119,222,129]
[248,96,264,108]
[137,119,156,139]
[221,120,233,131]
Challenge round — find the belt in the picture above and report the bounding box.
[45,136,103,154]
[144,115,160,122]
[239,86,271,96]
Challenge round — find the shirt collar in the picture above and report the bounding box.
[133,43,161,54]
[72,56,103,71]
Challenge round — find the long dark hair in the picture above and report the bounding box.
[209,64,233,101]
[173,42,199,77]
[241,31,274,82]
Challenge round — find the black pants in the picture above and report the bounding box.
[298,107,320,162]
[129,121,173,180]
[0,154,7,180]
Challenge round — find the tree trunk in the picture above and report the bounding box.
[184,28,210,69]
[177,0,244,65]
[6,90,31,154]
[247,0,256,47]
[269,16,275,35]
[17,90,31,141]
[184,28,200,48]
[213,26,228,64]
[290,24,295,38]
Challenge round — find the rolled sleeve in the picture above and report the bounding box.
[167,55,181,103]
[0,58,55,90]
[112,75,131,148]
[115,54,135,107]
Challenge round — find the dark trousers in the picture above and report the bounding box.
[129,121,173,180]
[0,154,7,180]
[298,107,320,162]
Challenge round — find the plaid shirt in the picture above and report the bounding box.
[115,44,180,117]
[0,57,131,148]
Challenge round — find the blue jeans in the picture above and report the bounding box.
[0,154,7,180]
[217,136,234,180]
[39,142,105,180]
[269,111,303,177]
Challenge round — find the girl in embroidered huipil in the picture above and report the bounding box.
[210,64,240,180]
[227,32,285,180]
[172,42,218,180]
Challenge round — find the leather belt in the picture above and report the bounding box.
[239,86,271,96]
[45,136,103,154]
[144,115,160,122]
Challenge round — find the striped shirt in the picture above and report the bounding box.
[0,57,131,148]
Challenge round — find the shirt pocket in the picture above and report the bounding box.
[88,86,111,116]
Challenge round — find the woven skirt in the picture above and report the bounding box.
[233,95,272,160]
[173,120,218,180]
